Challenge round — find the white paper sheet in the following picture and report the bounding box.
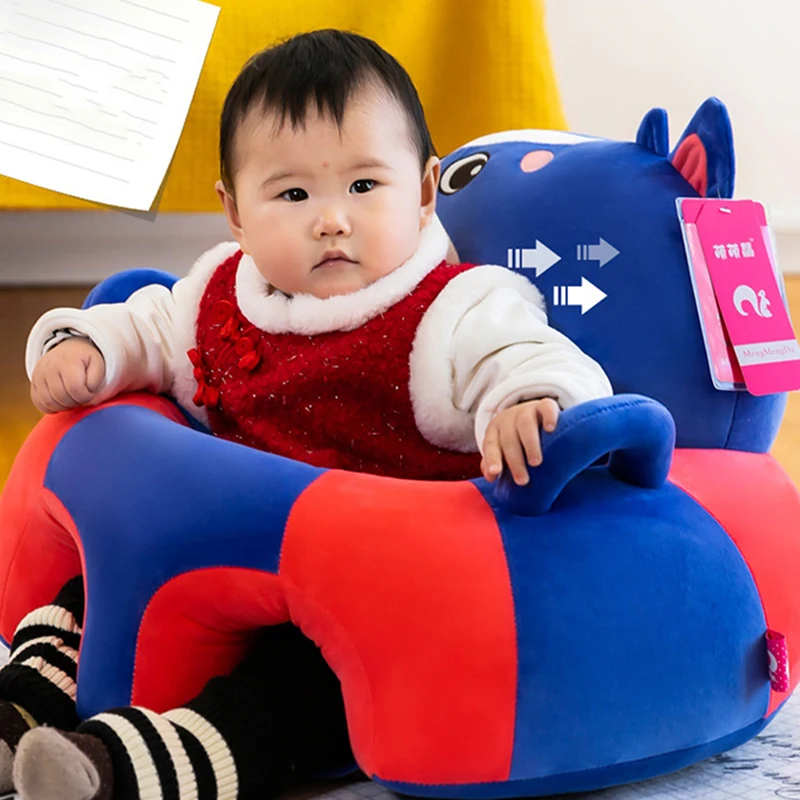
[0,0,219,210]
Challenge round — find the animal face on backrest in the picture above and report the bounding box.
[436,98,786,452]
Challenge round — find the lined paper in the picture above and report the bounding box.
[0,0,219,210]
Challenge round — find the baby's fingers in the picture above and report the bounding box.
[43,372,76,411]
[64,372,96,407]
[516,410,543,467]
[30,380,51,414]
[84,352,105,395]
[482,426,503,482]
[538,398,560,432]
[32,377,65,414]
[500,426,529,486]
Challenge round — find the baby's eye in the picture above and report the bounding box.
[281,188,308,202]
[350,179,376,194]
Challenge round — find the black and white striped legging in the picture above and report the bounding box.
[0,576,84,732]
[1,580,354,800]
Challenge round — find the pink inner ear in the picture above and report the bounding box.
[671,133,708,196]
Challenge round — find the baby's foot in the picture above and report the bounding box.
[0,699,37,792]
[14,727,113,800]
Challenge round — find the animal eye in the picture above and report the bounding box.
[350,179,376,194]
[281,188,308,202]
[439,152,490,195]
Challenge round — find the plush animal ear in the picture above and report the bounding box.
[636,107,669,157]
[669,97,735,198]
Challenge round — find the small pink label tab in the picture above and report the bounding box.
[682,198,800,395]
[766,629,790,692]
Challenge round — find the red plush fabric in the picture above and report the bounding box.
[280,469,518,784]
[191,252,482,480]
[0,394,187,642]
[132,568,285,711]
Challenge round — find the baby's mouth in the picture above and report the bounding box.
[314,251,357,270]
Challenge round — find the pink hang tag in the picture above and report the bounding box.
[679,204,743,389]
[680,198,800,396]
[766,629,790,692]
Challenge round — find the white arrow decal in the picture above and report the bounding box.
[507,241,562,277]
[576,238,619,267]
[552,277,607,315]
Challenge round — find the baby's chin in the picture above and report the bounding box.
[303,269,384,299]
[306,280,369,300]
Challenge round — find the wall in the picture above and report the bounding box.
[0,212,230,286]
[545,0,800,271]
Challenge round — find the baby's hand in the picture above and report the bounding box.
[30,338,106,414]
[481,398,560,485]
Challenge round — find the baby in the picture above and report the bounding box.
[4,29,612,800]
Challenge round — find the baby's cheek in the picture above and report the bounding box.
[250,240,292,286]
[253,218,294,260]
[377,209,423,268]
[374,232,418,278]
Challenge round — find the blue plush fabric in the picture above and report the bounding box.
[457,469,768,794]
[726,390,788,451]
[436,98,785,452]
[376,712,772,798]
[82,269,177,309]
[470,392,772,790]
[43,404,323,717]
[636,108,669,158]
[493,394,675,516]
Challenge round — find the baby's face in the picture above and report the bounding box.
[218,84,439,299]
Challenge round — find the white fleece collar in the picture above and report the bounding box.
[235,216,450,335]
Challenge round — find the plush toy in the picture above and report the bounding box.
[1,98,798,798]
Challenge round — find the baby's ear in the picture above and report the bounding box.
[420,157,440,229]
[668,98,735,198]
[215,180,248,252]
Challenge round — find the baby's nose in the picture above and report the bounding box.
[315,209,351,237]
[520,150,554,173]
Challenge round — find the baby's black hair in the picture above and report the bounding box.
[219,29,436,190]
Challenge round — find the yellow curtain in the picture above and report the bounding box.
[0,0,565,211]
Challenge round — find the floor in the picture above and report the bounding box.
[2,281,800,490]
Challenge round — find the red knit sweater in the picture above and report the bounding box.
[188,251,482,480]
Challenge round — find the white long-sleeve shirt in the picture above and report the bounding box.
[26,217,612,454]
